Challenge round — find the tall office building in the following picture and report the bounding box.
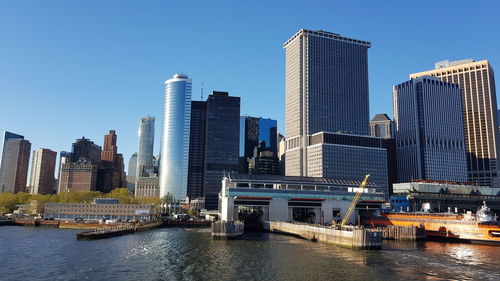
[411,60,498,186]
[57,151,72,193]
[284,29,371,176]
[29,148,57,195]
[159,74,192,201]
[101,130,118,165]
[58,160,98,192]
[136,116,155,178]
[370,114,394,138]
[393,77,468,183]
[0,131,31,193]
[187,101,207,199]
[239,116,278,171]
[204,91,240,210]
[71,137,101,164]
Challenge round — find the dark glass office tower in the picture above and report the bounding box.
[187,101,207,199]
[204,91,240,210]
[239,116,278,174]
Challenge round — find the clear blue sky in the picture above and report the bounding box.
[1,0,499,172]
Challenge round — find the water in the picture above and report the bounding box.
[1,226,499,281]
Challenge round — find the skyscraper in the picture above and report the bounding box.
[97,130,125,193]
[370,114,394,138]
[136,116,155,178]
[393,77,468,182]
[187,101,207,199]
[410,60,499,186]
[204,91,240,210]
[0,131,31,193]
[29,148,57,195]
[159,74,192,201]
[284,29,371,176]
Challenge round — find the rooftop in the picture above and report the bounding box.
[283,29,371,48]
[226,173,378,187]
[371,114,391,122]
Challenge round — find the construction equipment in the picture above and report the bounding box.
[340,174,370,228]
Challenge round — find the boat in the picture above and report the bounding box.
[362,201,500,244]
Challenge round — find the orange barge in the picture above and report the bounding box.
[363,202,500,244]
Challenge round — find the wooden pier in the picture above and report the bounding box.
[375,225,426,241]
[264,221,382,250]
[76,220,164,240]
[211,221,244,240]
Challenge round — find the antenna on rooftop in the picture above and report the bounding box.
[201,82,204,101]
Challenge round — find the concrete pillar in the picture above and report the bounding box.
[269,198,288,221]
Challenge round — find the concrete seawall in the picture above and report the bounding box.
[264,221,382,250]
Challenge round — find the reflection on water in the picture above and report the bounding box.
[0,226,499,281]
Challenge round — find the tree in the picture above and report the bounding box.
[106,188,133,204]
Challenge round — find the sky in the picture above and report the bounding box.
[1,0,499,172]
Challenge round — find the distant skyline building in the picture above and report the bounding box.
[370,114,394,138]
[56,151,72,193]
[204,91,240,210]
[126,152,137,192]
[97,130,125,193]
[71,137,101,164]
[136,116,155,178]
[284,29,371,177]
[239,116,278,174]
[29,148,57,195]
[159,74,192,201]
[393,76,468,183]
[135,176,159,198]
[0,131,31,193]
[411,60,499,186]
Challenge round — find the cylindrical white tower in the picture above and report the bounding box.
[159,74,192,201]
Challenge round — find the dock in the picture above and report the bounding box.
[211,221,244,240]
[264,221,382,250]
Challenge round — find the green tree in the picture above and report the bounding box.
[107,188,133,203]
[0,192,19,213]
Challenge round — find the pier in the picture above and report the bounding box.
[211,221,244,240]
[76,220,164,240]
[264,221,382,250]
[375,225,426,241]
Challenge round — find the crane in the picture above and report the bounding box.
[339,174,370,228]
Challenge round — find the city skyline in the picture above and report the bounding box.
[1,1,499,171]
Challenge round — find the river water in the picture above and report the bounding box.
[0,226,499,281]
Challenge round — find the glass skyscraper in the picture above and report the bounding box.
[159,74,192,201]
[136,116,155,177]
[240,116,278,158]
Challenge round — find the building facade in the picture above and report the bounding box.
[126,152,137,192]
[159,74,192,201]
[29,148,57,195]
[71,137,102,164]
[136,116,155,178]
[370,114,394,138]
[187,101,207,199]
[97,130,125,193]
[204,91,240,210]
[284,29,371,177]
[306,132,393,195]
[44,200,157,221]
[220,174,385,224]
[0,131,31,193]
[410,60,499,186]
[393,77,468,183]
[58,160,98,192]
[135,176,159,198]
[239,116,278,174]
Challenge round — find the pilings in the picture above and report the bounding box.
[263,221,382,250]
[375,225,426,241]
[211,221,244,240]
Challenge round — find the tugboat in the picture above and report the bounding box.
[363,202,500,244]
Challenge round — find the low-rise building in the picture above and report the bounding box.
[392,181,500,212]
[43,198,157,221]
[220,174,385,225]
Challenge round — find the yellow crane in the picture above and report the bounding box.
[339,174,370,228]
